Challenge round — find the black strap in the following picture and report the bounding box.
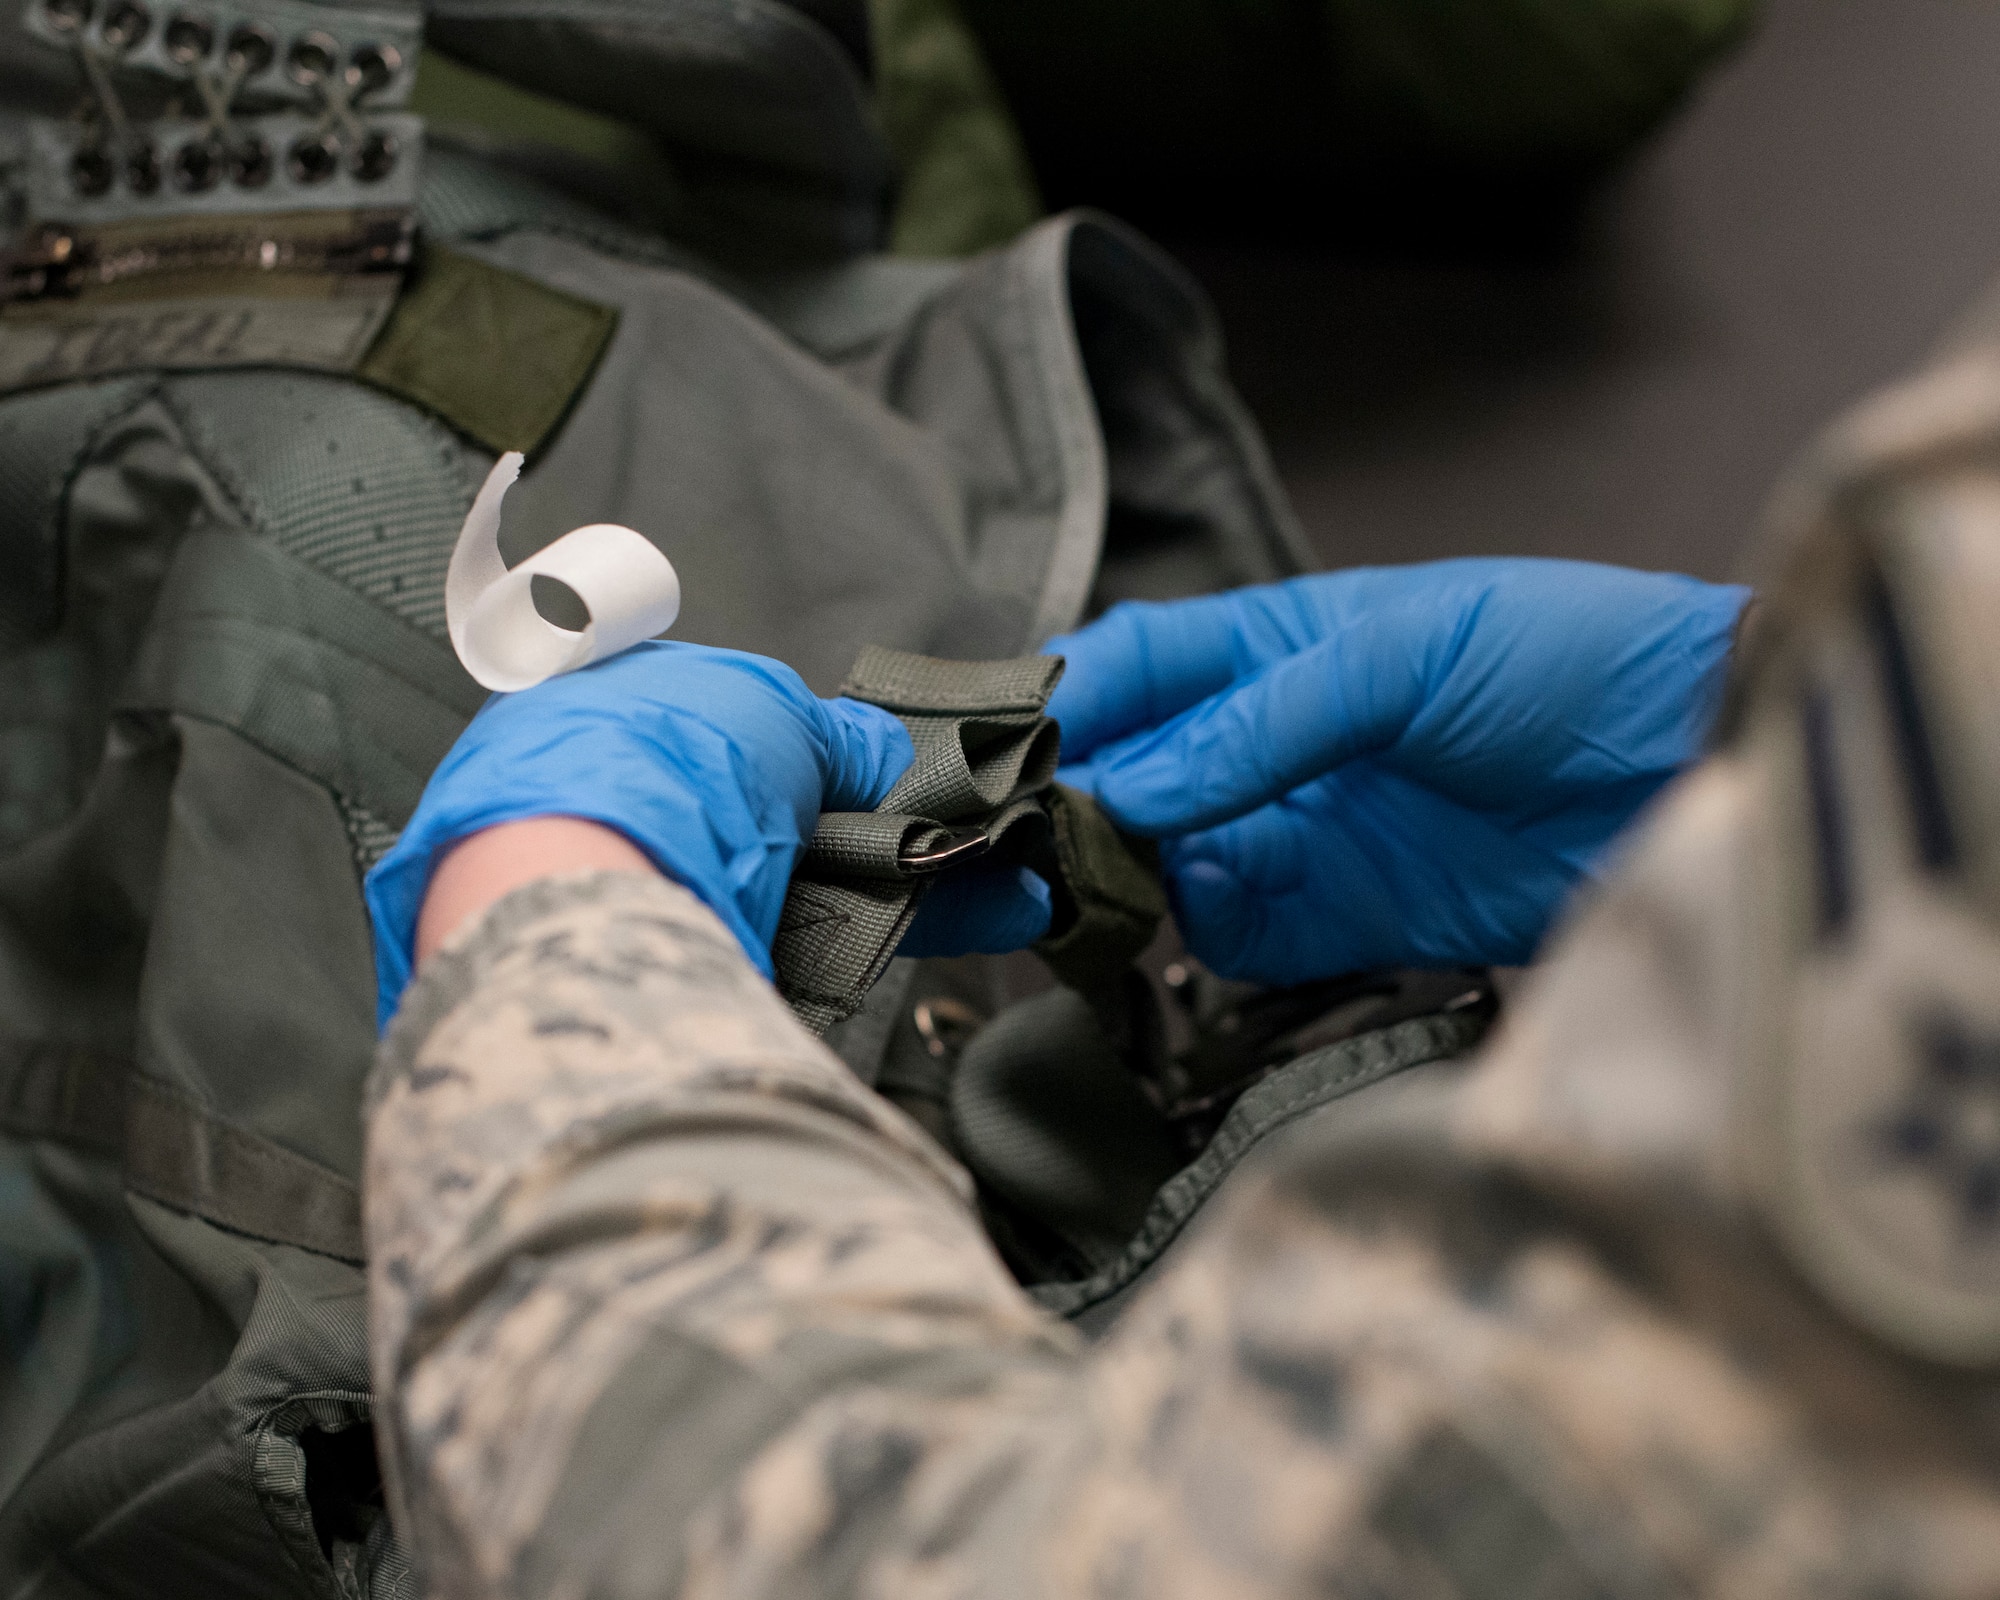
[0,1041,126,1154]
[0,1040,365,1262]
[124,1076,364,1263]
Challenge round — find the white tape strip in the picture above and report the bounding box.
[446,451,682,692]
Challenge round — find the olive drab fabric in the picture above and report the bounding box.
[776,649,1071,1036]
[0,5,1311,1595]
[354,242,618,455]
[866,0,1043,258]
[408,1,1040,259]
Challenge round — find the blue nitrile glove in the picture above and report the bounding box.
[366,641,1050,1026]
[897,861,1052,959]
[1045,559,1751,985]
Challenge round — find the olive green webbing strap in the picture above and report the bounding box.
[775,647,1064,1033]
[0,1040,365,1262]
[775,646,1167,1033]
[1033,783,1169,992]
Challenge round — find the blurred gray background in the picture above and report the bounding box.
[1169,0,2000,582]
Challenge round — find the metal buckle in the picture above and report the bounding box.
[898,825,991,874]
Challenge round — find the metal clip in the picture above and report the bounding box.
[898,825,991,874]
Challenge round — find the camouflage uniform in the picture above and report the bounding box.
[365,334,2000,1597]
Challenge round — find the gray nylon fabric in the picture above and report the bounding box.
[0,392,439,1598]
[133,717,380,1191]
[461,223,1089,691]
[423,0,892,262]
[0,1196,389,1600]
[0,380,148,654]
[455,210,1308,692]
[166,373,492,642]
[0,1139,136,1508]
[0,1039,365,1262]
[0,1043,125,1154]
[415,140,708,270]
[123,1074,364,1265]
[123,529,486,830]
[0,378,158,850]
[0,73,1305,1592]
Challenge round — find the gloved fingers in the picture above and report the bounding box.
[897,864,1053,958]
[1162,768,1580,983]
[1044,594,1248,759]
[1042,577,1357,759]
[1368,566,1748,801]
[1497,770,1676,875]
[1161,780,1410,983]
[1069,623,1432,836]
[819,697,918,812]
[367,642,894,1027]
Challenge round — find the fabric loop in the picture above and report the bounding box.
[842,645,1064,716]
[805,812,943,880]
[0,1039,366,1261]
[878,703,1062,820]
[775,647,1161,1035]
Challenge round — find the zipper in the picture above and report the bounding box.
[1,210,413,306]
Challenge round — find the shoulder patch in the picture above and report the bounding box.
[1751,886,2000,1367]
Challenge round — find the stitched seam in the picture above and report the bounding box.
[1032,1012,1481,1316]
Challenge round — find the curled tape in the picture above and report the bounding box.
[447,451,681,692]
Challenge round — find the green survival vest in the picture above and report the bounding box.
[0,2,1330,1594]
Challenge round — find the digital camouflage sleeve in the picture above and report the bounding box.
[366,334,2000,1598]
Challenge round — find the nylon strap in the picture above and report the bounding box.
[774,646,1166,1033]
[1034,784,1168,991]
[0,1039,365,1262]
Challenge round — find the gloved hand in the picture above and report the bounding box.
[366,641,1049,1025]
[1045,559,1751,985]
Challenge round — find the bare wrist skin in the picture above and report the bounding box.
[414,816,656,968]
